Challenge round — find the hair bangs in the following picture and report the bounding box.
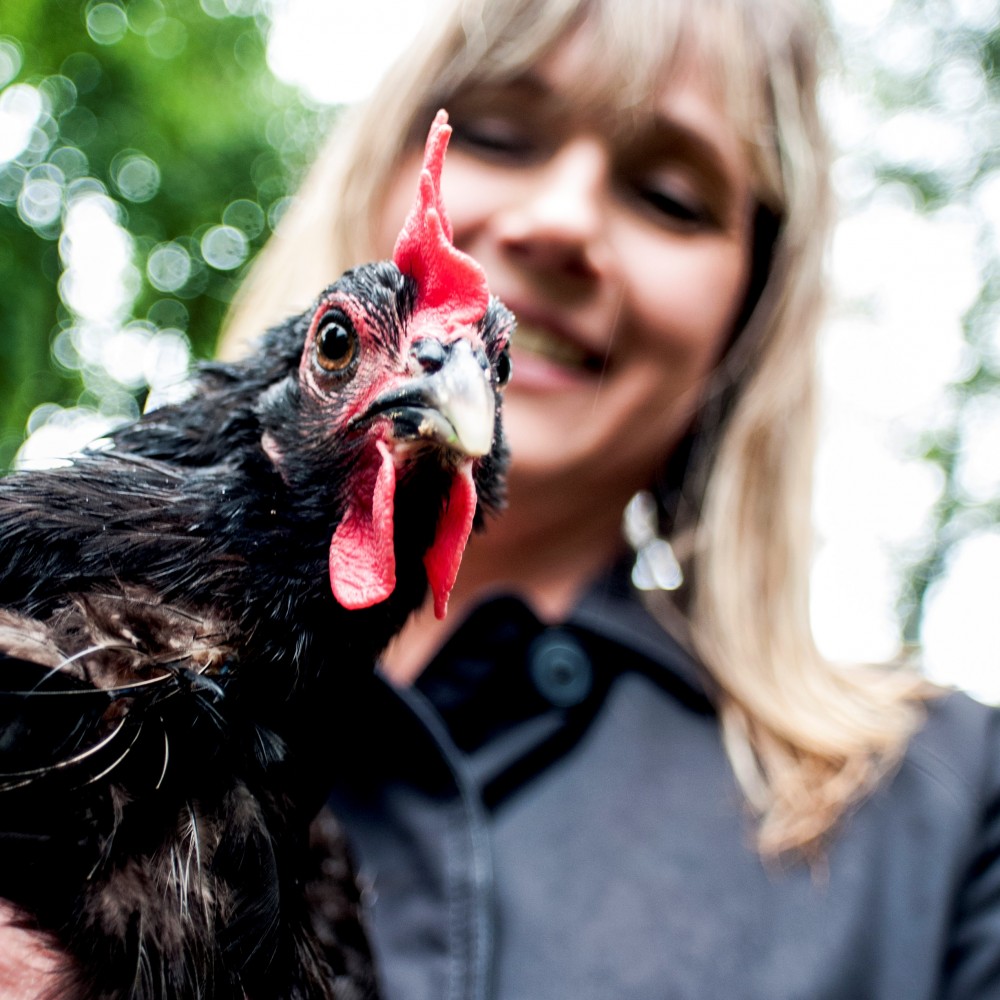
[404,0,790,218]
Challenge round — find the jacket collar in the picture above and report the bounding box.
[417,558,714,735]
[568,559,713,709]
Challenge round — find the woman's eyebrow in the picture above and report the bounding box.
[449,73,552,107]
[640,113,746,197]
[646,115,733,174]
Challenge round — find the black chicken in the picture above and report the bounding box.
[0,111,513,999]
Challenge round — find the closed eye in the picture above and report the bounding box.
[632,183,715,229]
[450,116,541,163]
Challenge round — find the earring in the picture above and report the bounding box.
[622,490,683,592]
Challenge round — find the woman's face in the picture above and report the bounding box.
[377,30,756,510]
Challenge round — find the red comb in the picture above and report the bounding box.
[392,110,490,328]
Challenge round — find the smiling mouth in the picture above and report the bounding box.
[515,322,607,374]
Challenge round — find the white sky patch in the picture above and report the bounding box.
[811,538,901,664]
[952,0,1000,31]
[876,109,976,182]
[822,201,981,455]
[15,406,124,470]
[832,0,894,30]
[16,190,160,469]
[0,83,42,163]
[976,172,1000,258]
[101,323,156,388]
[922,530,1000,703]
[265,0,439,105]
[58,192,136,323]
[955,394,1000,503]
[814,196,985,684]
[811,395,943,665]
[875,21,937,79]
[143,330,195,410]
[936,58,989,112]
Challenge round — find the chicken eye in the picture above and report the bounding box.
[315,310,358,373]
[495,345,513,387]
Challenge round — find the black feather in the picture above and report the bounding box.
[0,260,513,999]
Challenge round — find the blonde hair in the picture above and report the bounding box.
[222,0,930,855]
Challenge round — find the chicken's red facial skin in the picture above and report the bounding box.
[257,266,510,620]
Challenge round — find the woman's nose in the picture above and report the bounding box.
[496,137,609,279]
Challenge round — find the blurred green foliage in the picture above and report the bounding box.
[0,0,328,468]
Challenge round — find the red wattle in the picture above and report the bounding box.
[424,461,478,619]
[329,438,397,609]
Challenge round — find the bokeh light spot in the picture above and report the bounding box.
[112,151,161,202]
[58,192,134,322]
[0,83,42,163]
[200,224,247,270]
[128,0,165,35]
[0,164,25,205]
[143,329,193,407]
[51,327,82,372]
[955,395,1000,503]
[14,406,124,471]
[102,323,154,388]
[267,195,291,231]
[20,120,57,168]
[49,146,89,181]
[39,75,78,117]
[147,297,189,330]
[199,0,229,18]
[147,241,192,292]
[146,18,188,59]
[0,37,24,89]
[952,0,997,30]
[18,176,63,230]
[222,198,265,238]
[86,4,129,46]
[59,52,102,94]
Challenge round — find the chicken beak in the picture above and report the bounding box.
[366,339,496,458]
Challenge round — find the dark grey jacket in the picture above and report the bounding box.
[326,570,1000,1000]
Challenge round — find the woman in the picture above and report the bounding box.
[218,0,1000,997]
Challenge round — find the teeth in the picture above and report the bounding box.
[515,322,598,371]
